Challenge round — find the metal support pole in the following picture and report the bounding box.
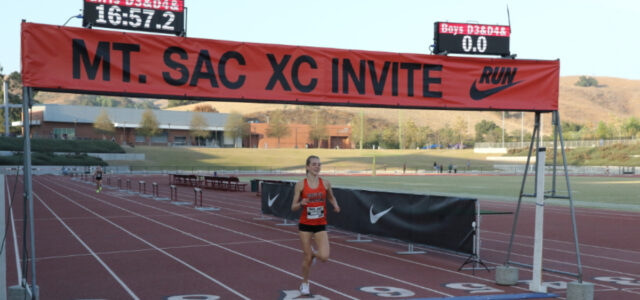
[554,112,584,282]
[529,147,547,293]
[22,87,38,299]
[505,112,540,265]
[551,112,559,195]
[3,76,9,136]
[0,175,6,300]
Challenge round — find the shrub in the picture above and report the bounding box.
[575,76,599,87]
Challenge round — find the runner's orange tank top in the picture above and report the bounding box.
[299,178,327,226]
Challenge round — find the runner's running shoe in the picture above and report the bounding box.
[300,282,310,295]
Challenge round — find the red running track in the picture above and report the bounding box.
[3,174,639,299]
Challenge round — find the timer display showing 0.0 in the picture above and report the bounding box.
[435,34,510,56]
[434,22,510,56]
[462,35,487,53]
[83,3,185,35]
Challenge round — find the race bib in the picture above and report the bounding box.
[307,206,324,219]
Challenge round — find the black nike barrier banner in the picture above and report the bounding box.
[261,182,476,254]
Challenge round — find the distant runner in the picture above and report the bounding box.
[94,165,103,193]
[291,155,340,296]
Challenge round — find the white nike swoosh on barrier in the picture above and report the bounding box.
[267,194,279,207]
[369,205,393,224]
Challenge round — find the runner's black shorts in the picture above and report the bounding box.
[96,176,102,180]
[298,223,326,233]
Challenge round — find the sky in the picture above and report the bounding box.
[1,0,639,79]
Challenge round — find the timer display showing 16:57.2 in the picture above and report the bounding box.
[95,5,175,30]
[83,3,185,35]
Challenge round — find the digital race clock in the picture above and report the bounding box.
[83,0,185,36]
[433,22,510,56]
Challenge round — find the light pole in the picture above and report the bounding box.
[3,74,9,136]
[63,12,82,26]
[2,74,20,137]
[502,111,505,148]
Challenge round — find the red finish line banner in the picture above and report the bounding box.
[21,22,558,111]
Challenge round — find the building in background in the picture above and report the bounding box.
[23,104,233,147]
[246,123,351,149]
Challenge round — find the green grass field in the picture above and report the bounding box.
[116,146,638,211]
[120,147,502,172]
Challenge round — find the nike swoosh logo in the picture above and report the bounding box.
[469,80,523,100]
[369,205,393,224]
[267,193,279,207]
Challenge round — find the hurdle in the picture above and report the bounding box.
[139,181,153,198]
[126,179,135,194]
[347,233,372,243]
[152,182,170,201]
[193,187,220,211]
[275,217,296,226]
[117,178,122,190]
[396,243,426,255]
[138,181,145,194]
[169,185,190,206]
[253,210,272,221]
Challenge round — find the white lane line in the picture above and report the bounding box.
[76,176,638,297]
[198,190,635,292]
[480,244,640,279]
[38,182,252,300]
[34,238,302,262]
[50,181,362,300]
[33,192,140,300]
[109,182,522,294]
[482,229,640,256]
[7,179,22,285]
[55,176,452,298]
[480,236,640,266]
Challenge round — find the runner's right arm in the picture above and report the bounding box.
[291,181,307,211]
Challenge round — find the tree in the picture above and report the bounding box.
[575,76,599,87]
[308,110,328,148]
[622,116,640,138]
[2,72,27,135]
[453,116,468,148]
[266,110,290,148]
[137,109,161,145]
[349,111,366,149]
[475,120,499,142]
[190,112,209,146]
[595,121,613,139]
[437,125,456,146]
[192,104,219,113]
[379,127,398,149]
[403,120,421,149]
[224,111,249,148]
[93,109,115,139]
